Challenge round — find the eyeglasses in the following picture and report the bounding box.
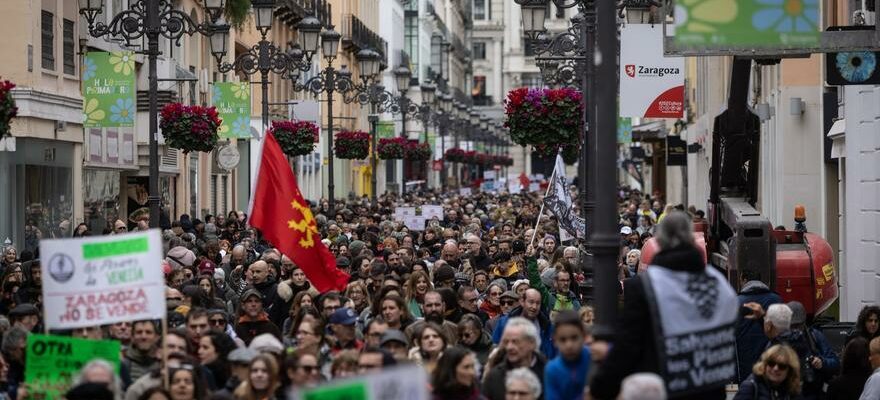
[209,318,226,326]
[488,291,502,297]
[501,300,516,306]
[766,360,790,371]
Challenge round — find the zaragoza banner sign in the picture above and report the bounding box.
[619,25,684,119]
[213,82,252,139]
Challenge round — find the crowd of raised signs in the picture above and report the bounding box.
[0,188,879,400]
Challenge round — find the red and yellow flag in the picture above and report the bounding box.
[249,133,349,293]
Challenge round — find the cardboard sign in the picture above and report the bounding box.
[25,334,121,400]
[292,365,428,400]
[393,207,417,221]
[421,205,444,220]
[40,230,166,329]
[403,216,427,231]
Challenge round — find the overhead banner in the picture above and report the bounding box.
[82,51,136,128]
[620,25,684,119]
[25,334,121,400]
[376,121,396,139]
[618,117,633,144]
[212,82,252,139]
[674,0,819,49]
[39,230,166,329]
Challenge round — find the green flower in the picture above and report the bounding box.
[109,52,135,76]
[83,98,106,125]
[232,83,249,99]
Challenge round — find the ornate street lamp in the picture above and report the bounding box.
[515,0,619,339]
[79,0,222,229]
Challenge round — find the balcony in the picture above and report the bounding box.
[276,0,332,29]
[341,14,389,68]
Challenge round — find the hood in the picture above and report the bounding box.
[651,244,704,272]
[740,280,771,294]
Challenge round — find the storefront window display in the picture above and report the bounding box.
[83,169,121,234]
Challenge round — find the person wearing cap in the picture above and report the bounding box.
[328,307,363,355]
[214,347,258,398]
[244,260,287,327]
[787,300,840,395]
[234,288,282,346]
[8,304,38,332]
[735,269,784,383]
[380,329,409,362]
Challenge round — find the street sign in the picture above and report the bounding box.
[620,25,684,118]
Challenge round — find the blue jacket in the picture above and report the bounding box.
[544,347,591,400]
[491,306,556,359]
[736,281,783,382]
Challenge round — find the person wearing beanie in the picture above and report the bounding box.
[165,246,196,270]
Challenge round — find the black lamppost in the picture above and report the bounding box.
[209,0,315,134]
[393,64,413,195]
[516,0,620,339]
[286,21,357,212]
[436,92,453,189]
[78,0,225,229]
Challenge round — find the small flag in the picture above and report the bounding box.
[544,154,586,240]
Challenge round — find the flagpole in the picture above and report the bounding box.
[529,155,559,249]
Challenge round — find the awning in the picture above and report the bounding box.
[826,119,845,159]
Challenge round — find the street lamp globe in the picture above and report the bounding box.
[520,2,548,39]
[356,49,381,79]
[469,110,480,125]
[252,0,275,31]
[440,93,452,113]
[480,116,490,130]
[78,0,103,12]
[203,0,226,20]
[420,83,436,104]
[209,20,230,60]
[394,65,412,93]
[321,27,342,60]
[296,16,322,55]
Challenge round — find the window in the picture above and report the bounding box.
[521,73,544,88]
[63,19,75,75]
[473,0,488,20]
[41,11,54,70]
[405,13,419,80]
[472,42,486,60]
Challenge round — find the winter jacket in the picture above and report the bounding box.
[432,386,486,400]
[544,347,591,400]
[769,327,840,399]
[491,306,556,359]
[588,244,728,400]
[733,374,804,400]
[235,312,282,345]
[525,257,581,316]
[482,352,547,400]
[736,280,783,382]
[122,347,158,384]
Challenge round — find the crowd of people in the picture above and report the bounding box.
[0,187,878,400]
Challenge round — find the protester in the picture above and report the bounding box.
[827,337,872,400]
[543,310,589,400]
[848,305,880,345]
[733,344,803,400]
[504,367,542,400]
[859,337,880,399]
[430,346,483,400]
[736,269,784,382]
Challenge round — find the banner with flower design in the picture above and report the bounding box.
[674,0,819,48]
[82,52,136,128]
[212,82,252,139]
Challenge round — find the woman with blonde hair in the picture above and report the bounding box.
[344,280,371,315]
[734,344,802,400]
[404,270,432,319]
[234,354,280,400]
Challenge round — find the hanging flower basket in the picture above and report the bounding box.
[405,142,432,161]
[334,130,370,160]
[159,103,221,154]
[377,137,407,160]
[462,150,478,165]
[270,120,319,157]
[444,148,465,162]
[0,78,17,138]
[504,87,583,158]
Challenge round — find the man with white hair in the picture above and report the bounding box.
[619,373,667,400]
[482,317,547,400]
[506,367,542,400]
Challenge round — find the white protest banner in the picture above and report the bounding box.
[403,216,427,231]
[483,170,497,180]
[40,230,166,329]
[620,24,685,118]
[291,365,428,400]
[508,180,522,194]
[459,187,472,196]
[528,183,540,192]
[421,205,444,220]
[393,207,416,221]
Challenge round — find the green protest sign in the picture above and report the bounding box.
[25,334,121,400]
[376,121,396,139]
[82,51,136,128]
[675,0,819,47]
[212,82,252,139]
[304,381,368,400]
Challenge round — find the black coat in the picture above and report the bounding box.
[482,353,546,400]
[733,375,804,400]
[589,245,727,400]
